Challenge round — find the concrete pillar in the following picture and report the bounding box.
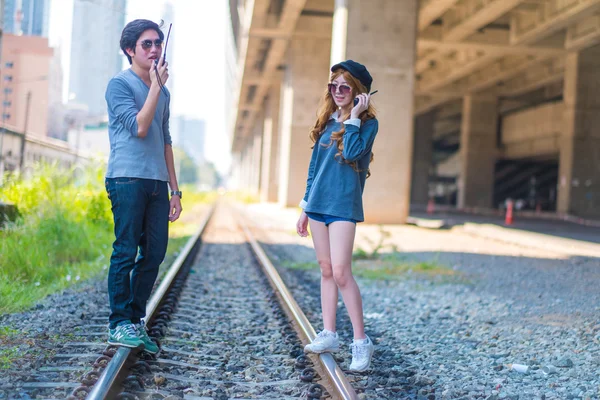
[242,138,253,192]
[458,95,498,209]
[231,152,241,190]
[559,44,600,218]
[235,149,243,190]
[260,84,281,202]
[278,17,332,207]
[240,146,249,191]
[251,117,263,195]
[331,0,418,223]
[411,110,436,206]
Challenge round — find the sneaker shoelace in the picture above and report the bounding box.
[121,324,138,337]
[314,331,332,342]
[352,342,368,359]
[136,323,150,337]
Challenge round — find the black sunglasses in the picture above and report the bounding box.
[139,39,163,50]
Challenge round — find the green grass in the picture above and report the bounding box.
[352,225,391,260]
[0,164,114,314]
[281,261,318,271]
[225,190,259,204]
[0,347,19,370]
[178,187,218,208]
[0,325,21,370]
[279,224,461,282]
[0,326,18,338]
[0,164,215,315]
[354,249,460,281]
[282,252,459,282]
[353,259,455,280]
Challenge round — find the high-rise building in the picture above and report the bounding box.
[173,116,205,166]
[47,44,66,140]
[68,0,126,117]
[225,0,237,141]
[162,1,174,93]
[0,34,52,138]
[3,0,50,37]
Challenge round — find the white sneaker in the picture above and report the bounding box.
[304,330,340,353]
[349,335,374,372]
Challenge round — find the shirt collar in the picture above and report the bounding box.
[329,110,340,121]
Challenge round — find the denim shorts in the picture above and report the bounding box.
[305,211,357,226]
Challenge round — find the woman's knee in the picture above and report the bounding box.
[332,265,352,287]
[317,259,334,278]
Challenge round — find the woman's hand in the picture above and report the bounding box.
[296,211,309,237]
[350,93,371,119]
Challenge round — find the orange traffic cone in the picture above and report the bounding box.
[427,198,435,215]
[505,200,514,225]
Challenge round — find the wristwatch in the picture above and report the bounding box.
[170,190,182,199]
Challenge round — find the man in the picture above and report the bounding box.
[104,19,182,353]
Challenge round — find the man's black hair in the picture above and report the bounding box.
[120,19,164,65]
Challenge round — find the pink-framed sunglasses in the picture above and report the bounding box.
[328,83,352,96]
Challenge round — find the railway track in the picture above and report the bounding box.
[8,202,364,399]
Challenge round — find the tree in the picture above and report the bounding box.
[172,147,198,185]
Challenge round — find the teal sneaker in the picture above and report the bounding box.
[135,321,159,355]
[108,323,144,349]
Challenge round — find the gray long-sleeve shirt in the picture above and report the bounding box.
[105,69,172,181]
[301,113,379,222]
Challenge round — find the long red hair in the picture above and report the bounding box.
[308,69,377,176]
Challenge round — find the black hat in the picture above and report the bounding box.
[331,60,372,92]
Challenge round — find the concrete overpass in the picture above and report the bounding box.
[227,0,600,222]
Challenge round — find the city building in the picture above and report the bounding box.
[68,0,126,117]
[47,45,66,140]
[161,1,174,97]
[173,115,205,166]
[225,0,238,179]
[228,0,600,221]
[0,33,52,138]
[0,33,53,175]
[3,0,50,37]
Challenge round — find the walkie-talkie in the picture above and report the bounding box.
[155,23,172,67]
[155,23,172,95]
[354,90,378,106]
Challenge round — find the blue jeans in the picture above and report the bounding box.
[105,177,169,329]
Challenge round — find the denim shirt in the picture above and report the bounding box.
[105,69,172,182]
[300,112,379,222]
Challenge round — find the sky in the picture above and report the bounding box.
[48,0,232,175]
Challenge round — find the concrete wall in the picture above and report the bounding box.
[559,44,600,218]
[458,95,498,208]
[502,102,564,159]
[411,111,435,205]
[436,152,461,177]
[0,129,79,174]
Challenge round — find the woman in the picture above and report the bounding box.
[296,60,378,372]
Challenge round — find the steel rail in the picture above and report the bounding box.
[237,210,359,400]
[87,204,215,400]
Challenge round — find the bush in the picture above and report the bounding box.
[0,163,216,314]
[0,163,113,313]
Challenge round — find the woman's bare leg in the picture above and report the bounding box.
[328,221,365,340]
[308,219,338,332]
